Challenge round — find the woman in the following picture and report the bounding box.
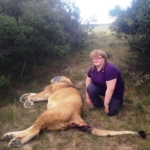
[86,50,124,116]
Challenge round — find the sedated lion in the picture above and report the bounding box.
[2,76,146,148]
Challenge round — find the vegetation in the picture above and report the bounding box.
[1,25,150,150]
[109,0,150,74]
[0,0,90,106]
[0,0,88,82]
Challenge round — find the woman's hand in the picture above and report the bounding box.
[86,98,93,107]
[104,105,109,114]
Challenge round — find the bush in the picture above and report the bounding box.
[109,0,150,73]
[0,75,10,87]
[0,0,88,78]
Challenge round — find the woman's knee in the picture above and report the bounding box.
[86,83,100,95]
[108,108,118,116]
[87,83,96,94]
[108,105,120,116]
[108,98,122,116]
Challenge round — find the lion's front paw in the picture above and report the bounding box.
[20,93,36,103]
[20,93,30,103]
[9,137,22,148]
[2,133,14,142]
[24,100,34,108]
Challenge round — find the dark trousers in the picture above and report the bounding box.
[86,83,123,116]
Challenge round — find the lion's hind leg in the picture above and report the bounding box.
[2,131,25,148]
[2,126,40,148]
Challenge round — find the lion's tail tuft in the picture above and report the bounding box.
[138,131,147,139]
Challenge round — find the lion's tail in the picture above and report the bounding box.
[91,128,147,139]
[74,124,147,139]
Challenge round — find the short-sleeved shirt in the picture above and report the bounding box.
[87,63,124,100]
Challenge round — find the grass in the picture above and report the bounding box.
[1,25,150,150]
[91,24,112,34]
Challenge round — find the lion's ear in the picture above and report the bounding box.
[51,76,63,83]
[51,76,72,83]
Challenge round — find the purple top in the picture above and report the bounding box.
[87,63,124,100]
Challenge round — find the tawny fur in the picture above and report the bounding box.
[2,76,146,148]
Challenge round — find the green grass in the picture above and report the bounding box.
[91,24,112,34]
[1,25,150,150]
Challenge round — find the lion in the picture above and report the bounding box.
[2,76,146,148]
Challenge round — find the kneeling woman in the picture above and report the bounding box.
[85,50,124,116]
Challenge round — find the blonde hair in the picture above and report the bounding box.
[90,50,108,61]
[90,50,108,71]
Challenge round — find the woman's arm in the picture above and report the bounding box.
[104,78,117,114]
[85,76,93,107]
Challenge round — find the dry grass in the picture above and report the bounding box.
[0,25,150,150]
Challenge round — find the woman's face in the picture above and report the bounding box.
[92,55,104,67]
